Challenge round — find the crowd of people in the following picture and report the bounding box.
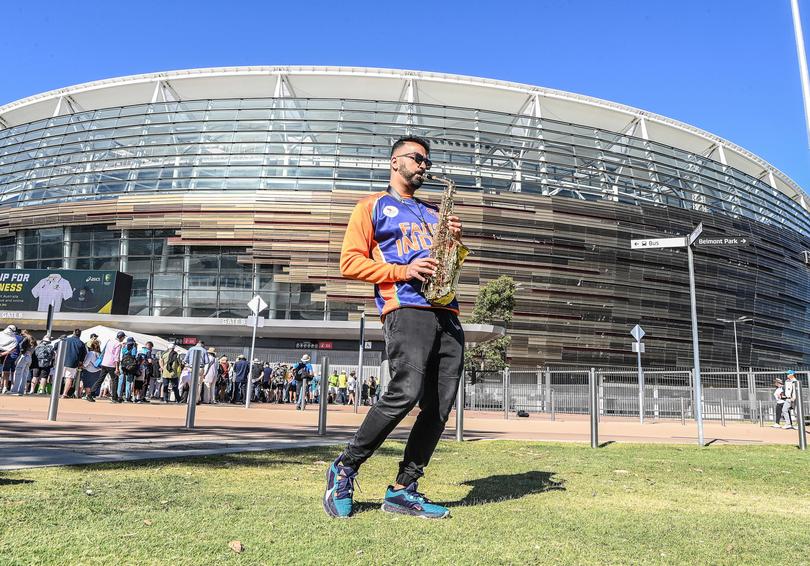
[0,324,379,408]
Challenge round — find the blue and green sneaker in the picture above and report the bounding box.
[381,482,450,519]
[323,456,358,518]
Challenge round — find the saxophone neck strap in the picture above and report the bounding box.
[387,186,435,209]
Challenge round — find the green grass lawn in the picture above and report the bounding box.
[1,440,809,565]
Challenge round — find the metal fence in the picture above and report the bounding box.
[463,367,810,423]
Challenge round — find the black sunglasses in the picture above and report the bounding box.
[394,152,432,169]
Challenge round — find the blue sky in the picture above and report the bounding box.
[3,0,809,191]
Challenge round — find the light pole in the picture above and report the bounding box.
[716,316,753,401]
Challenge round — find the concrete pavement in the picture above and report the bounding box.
[0,395,804,470]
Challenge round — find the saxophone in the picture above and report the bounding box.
[422,173,470,305]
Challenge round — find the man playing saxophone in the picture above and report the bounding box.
[323,136,465,519]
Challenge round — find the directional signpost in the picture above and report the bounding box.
[631,324,646,424]
[695,236,749,247]
[630,223,706,446]
[245,295,268,409]
[630,237,687,250]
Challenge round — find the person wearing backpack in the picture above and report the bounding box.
[59,329,87,399]
[1,325,22,394]
[10,330,35,395]
[80,339,102,402]
[91,331,126,403]
[294,354,313,410]
[135,342,155,403]
[29,336,54,394]
[160,343,182,403]
[119,337,139,402]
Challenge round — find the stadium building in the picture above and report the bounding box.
[0,66,808,367]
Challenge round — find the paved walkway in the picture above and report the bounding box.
[0,395,804,470]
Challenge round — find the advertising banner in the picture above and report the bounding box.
[0,269,132,314]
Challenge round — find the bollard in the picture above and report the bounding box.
[797,381,807,451]
[680,398,685,426]
[720,398,726,427]
[455,373,464,442]
[47,345,67,421]
[550,389,555,421]
[318,357,329,436]
[185,350,202,429]
[589,368,598,448]
[503,367,510,420]
[758,400,764,427]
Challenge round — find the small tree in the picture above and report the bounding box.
[465,275,516,374]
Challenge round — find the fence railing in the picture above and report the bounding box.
[462,368,810,423]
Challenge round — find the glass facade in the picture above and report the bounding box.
[0,72,808,367]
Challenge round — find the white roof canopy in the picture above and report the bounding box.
[0,65,805,207]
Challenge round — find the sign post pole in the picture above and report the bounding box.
[245,295,268,409]
[631,324,646,424]
[630,223,706,446]
[355,310,365,414]
[46,345,67,422]
[687,224,706,447]
[185,349,202,429]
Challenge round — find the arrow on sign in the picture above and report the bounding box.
[630,237,687,250]
[696,236,749,246]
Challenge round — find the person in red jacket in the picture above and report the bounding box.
[323,136,464,520]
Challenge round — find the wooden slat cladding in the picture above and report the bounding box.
[2,187,808,367]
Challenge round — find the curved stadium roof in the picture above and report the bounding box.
[0,65,806,212]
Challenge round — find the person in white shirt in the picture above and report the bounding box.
[782,371,799,429]
[80,340,102,402]
[347,371,357,406]
[771,378,786,428]
[202,347,218,404]
[31,274,74,312]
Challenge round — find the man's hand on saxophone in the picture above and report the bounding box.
[405,257,438,282]
[447,214,462,241]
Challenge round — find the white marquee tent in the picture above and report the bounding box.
[79,325,188,355]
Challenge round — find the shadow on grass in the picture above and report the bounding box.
[352,471,564,514]
[444,471,565,507]
[0,477,34,486]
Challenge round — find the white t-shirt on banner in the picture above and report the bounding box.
[31,274,74,312]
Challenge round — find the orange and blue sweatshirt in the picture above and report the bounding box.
[340,188,460,318]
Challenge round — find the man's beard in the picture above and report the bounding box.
[399,167,424,189]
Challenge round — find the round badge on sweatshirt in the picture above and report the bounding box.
[382,205,399,218]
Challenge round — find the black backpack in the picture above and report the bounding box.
[121,348,138,372]
[34,342,54,367]
[294,362,309,381]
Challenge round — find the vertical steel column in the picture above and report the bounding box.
[550,389,555,421]
[680,398,686,425]
[637,347,644,424]
[455,371,464,442]
[318,357,329,435]
[14,231,24,269]
[758,400,764,427]
[185,349,202,429]
[732,320,742,401]
[687,243,705,447]
[503,367,510,419]
[355,311,365,414]
[589,367,598,448]
[748,371,757,423]
[46,345,67,421]
[544,367,551,413]
[797,381,807,451]
[719,398,726,427]
[245,314,259,409]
